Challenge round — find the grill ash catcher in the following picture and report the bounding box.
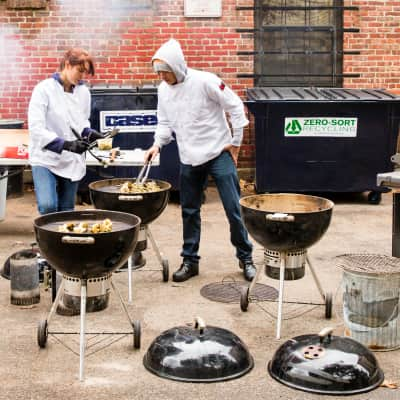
[34,210,141,381]
[239,193,334,339]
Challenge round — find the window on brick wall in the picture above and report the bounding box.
[254,0,344,87]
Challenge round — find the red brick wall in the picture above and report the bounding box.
[0,0,399,169]
[344,0,400,93]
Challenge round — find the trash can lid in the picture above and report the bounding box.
[0,119,25,128]
[336,253,400,276]
[246,87,400,102]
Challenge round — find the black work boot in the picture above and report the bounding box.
[239,259,256,282]
[172,261,199,282]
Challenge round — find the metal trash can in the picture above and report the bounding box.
[245,87,400,204]
[10,249,40,306]
[78,85,180,201]
[337,254,400,351]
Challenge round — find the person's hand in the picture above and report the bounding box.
[144,145,160,163]
[63,140,89,154]
[224,144,240,166]
[87,129,105,143]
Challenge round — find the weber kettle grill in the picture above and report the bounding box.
[89,174,171,303]
[239,193,334,339]
[34,209,141,381]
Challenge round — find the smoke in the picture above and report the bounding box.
[0,25,24,96]
[0,0,154,117]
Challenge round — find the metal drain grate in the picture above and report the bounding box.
[200,281,278,304]
[336,254,400,275]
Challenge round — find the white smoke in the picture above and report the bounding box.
[0,0,154,116]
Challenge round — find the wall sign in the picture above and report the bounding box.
[100,110,157,133]
[284,117,358,137]
[184,0,222,18]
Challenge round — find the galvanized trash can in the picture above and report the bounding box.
[337,254,400,351]
[10,249,40,305]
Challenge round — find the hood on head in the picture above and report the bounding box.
[152,39,187,83]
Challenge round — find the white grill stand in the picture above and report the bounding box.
[276,254,286,339]
[242,251,329,340]
[79,280,87,381]
[128,254,133,303]
[127,225,169,303]
[37,275,141,382]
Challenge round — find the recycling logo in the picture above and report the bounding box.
[285,119,302,135]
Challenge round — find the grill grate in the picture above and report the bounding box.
[200,281,278,304]
[336,254,400,275]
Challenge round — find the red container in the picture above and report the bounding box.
[0,146,29,159]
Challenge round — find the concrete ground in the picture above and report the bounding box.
[0,185,399,400]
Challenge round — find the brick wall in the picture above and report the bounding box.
[344,0,400,92]
[0,0,399,170]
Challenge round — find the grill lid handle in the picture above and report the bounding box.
[118,195,144,201]
[318,327,334,344]
[194,316,206,334]
[266,213,295,222]
[61,236,96,245]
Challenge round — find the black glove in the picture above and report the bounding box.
[87,129,105,143]
[62,140,89,154]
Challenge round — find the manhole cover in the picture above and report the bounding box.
[200,281,278,304]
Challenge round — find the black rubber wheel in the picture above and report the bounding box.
[37,319,48,348]
[240,286,250,312]
[325,292,333,319]
[368,191,382,205]
[132,320,141,349]
[162,259,169,282]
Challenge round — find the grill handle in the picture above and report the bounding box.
[61,236,95,245]
[266,213,295,222]
[118,195,144,202]
[194,316,206,335]
[318,327,334,344]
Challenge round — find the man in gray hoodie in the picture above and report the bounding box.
[145,38,256,282]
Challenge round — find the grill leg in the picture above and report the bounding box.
[128,254,133,303]
[79,279,87,382]
[47,278,65,325]
[276,253,286,340]
[146,226,163,265]
[306,255,325,301]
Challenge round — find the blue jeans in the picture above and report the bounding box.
[32,166,79,215]
[180,151,253,264]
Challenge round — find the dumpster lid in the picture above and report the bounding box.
[246,87,400,102]
[90,84,157,94]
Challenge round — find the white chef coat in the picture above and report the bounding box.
[28,77,91,181]
[152,39,249,166]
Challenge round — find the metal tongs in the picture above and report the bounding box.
[136,161,152,184]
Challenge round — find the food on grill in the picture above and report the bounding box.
[120,180,162,193]
[97,138,113,150]
[58,219,113,233]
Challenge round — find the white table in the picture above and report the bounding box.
[0,149,159,221]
